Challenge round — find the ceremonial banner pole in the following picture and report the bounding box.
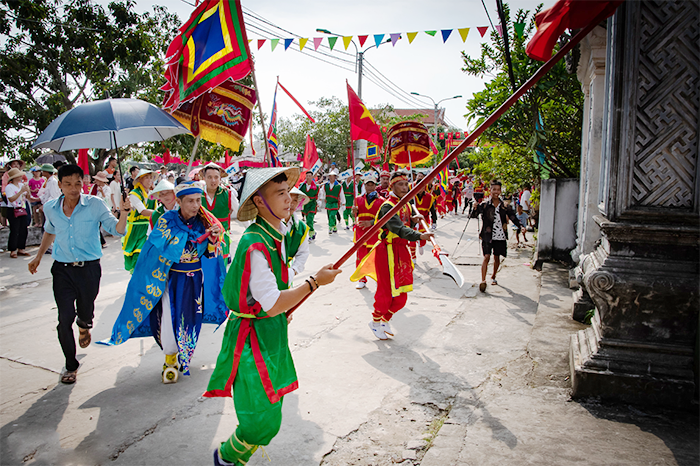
[287,11,612,316]
[185,135,201,177]
[252,68,271,166]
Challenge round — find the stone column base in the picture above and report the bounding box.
[570,313,696,409]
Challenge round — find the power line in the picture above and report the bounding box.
[244,16,355,66]
[363,60,429,108]
[245,23,355,73]
[361,67,426,108]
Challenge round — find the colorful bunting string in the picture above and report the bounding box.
[249,25,504,53]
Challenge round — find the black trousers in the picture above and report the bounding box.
[7,209,28,251]
[51,260,102,372]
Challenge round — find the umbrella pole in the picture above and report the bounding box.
[185,135,201,177]
[111,132,127,202]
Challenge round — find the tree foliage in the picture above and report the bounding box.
[0,0,179,168]
[462,5,584,180]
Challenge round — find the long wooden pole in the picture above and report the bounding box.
[287,12,613,316]
[252,68,271,166]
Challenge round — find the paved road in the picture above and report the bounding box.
[1,210,696,466]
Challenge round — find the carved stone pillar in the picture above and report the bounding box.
[571,26,608,321]
[570,0,699,408]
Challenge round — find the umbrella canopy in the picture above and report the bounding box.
[34,151,67,164]
[32,98,190,151]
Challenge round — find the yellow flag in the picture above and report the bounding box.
[407,32,418,44]
[458,28,470,42]
[343,36,353,50]
[300,38,309,51]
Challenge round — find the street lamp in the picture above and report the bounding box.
[316,28,395,99]
[410,92,462,150]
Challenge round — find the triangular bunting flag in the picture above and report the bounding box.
[328,36,338,50]
[343,36,353,50]
[514,22,525,37]
[425,30,437,36]
[284,38,293,50]
[373,34,385,48]
[358,35,368,47]
[407,32,418,43]
[258,39,266,50]
[496,25,503,37]
[477,26,489,37]
[458,28,470,42]
[441,29,453,43]
[271,38,279,51]
[299,38,308,51]
[248,39,252,44]
[313,37,323,50]
[390,33,400,46]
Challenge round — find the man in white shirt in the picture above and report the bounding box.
[38,164,61,205]
[109,172,122,216]
[520,184,532,227]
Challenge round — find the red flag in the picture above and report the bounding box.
[224,150,231,167]
[347,146,353,168]
[303,135,321,173]
[526,0,623,61]
[278,80,315,123]
[382,161,390,172]
[347,81,383,147]
[78,149,90,174]
[439,133,445,140]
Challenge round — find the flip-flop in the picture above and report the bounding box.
[78,328,91,348]
[61,369,78,384]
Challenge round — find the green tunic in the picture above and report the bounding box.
[324,182,342,211]
[299,182,319,214]
[284,215,309,280]
[203,186,233,259]
[122,184,155,273]
[150,203,166,228]
[204,217,297,402]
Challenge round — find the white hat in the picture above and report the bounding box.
[328,169,340,177]
[149,179,176,199]
[363,172,378,184]
[237,167,300,222]
[289,187,310,206]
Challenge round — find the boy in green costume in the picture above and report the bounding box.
[284,187,310,283]
[122,169,155,273]
[323,169,342,234]
[341,173,356,230]
[298,170,319,241]
[205,167,341,466]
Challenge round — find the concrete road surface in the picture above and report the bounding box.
[1,210,696,466]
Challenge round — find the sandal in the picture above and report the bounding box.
[491,279,498,286]
[10,252,17,258]
[17,250,30,256]
[78,328,91,348]
[61,369,78,384]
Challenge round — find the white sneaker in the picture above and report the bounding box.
[418,245,424,255]
[380,321,394,337]
[369,322,387,340]
[356,281,366,289]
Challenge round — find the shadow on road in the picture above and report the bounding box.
[0,380,74,464]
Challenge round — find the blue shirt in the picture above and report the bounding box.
[44,194,124,263]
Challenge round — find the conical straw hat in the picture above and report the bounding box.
[238,167,300,222]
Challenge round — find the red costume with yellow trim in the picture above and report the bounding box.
[410,189,434,259]
[351,185,422,323]
[353,191,384,283]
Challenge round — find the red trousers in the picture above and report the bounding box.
[372,242,410,323]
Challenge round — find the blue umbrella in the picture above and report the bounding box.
[32,98,190,199]
[32,98,190,151]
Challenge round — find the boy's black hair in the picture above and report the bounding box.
[270,173,288,184]
[491,179,502,187]
[129,166,139,175]
[108,156,117,163]
[58,164,84,181]
[53,160,65,169]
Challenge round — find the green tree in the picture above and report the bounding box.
[0,0,179,169]
[278,96,350,169]
[462,4,583,179]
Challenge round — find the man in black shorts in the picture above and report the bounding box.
[471,180,525,292]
